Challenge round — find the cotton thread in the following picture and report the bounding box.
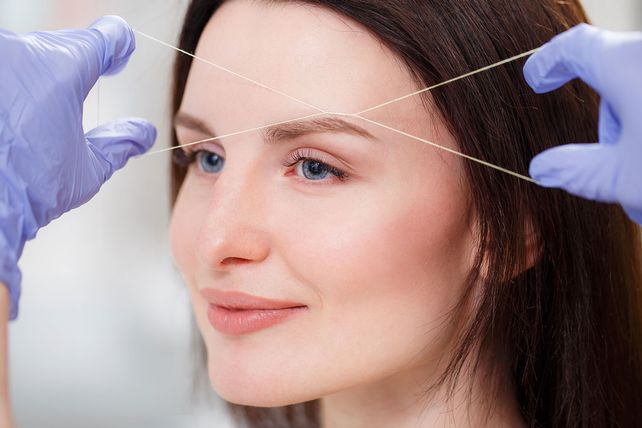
[134,29,538,183]
[355,115,536,183]
[134,30,326,114]
[150,112,327,155]
[356,48,541,115]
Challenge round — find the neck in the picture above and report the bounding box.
[319,356,524,428]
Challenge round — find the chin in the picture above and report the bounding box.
[207,358,321,407]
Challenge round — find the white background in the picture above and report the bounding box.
[0,1,640,427]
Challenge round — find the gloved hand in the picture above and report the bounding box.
[0,16,156,320]
[524,23,642,225]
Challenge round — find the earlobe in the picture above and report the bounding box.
[469,215,541,283]
[520,220,541,276]
[504,219,542,281]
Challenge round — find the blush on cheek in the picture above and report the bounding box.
[302,181,470,315]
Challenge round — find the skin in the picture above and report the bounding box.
[0,286,12,428]
[170,0,524,426]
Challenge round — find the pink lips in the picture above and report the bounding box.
[201,289,308,336]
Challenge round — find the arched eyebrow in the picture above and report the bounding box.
[263,116,377,144]
[174,112,378,145]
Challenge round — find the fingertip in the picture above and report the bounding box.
[523,23,605,95]
[128,118,158,154]
[529,143,616,202]
[88,15,136,76]
[528,152,555,185]
[85,118,157,175]
[522,40,564,94]
[528,145,581,187]
[523,55,544,93]
[108,118,157,159]
[522,45,567,94]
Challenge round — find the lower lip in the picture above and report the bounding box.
[207,305,307,336]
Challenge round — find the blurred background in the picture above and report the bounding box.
[0,1,640,427]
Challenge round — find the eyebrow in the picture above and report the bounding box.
[173,112,378,145]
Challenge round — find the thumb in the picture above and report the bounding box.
[87,15,136,77]
[85,118,157,180]
[523,24,604,94]
[529,143,620,203]
[45,15,136,99]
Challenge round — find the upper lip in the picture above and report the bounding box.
[200,288,306,310]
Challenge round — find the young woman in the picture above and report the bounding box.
[168,0,642,427]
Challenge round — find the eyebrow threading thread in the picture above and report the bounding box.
[355,115,536,183]
[148,112,327,155]
[356,47,541,115]
[134,30,326,114]
[135,29,539,183]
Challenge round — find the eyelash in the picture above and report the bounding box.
[172,145,351,183]
[282,148,350,182]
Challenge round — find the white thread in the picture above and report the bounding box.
[356,48,541,115]
[354,115,536,183]
[134,30,326,114]
[135,29,539,183]
[148,112,326,155]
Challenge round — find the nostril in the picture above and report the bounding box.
[221,257,251,266]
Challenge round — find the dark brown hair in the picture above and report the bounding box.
[170,1,642,427]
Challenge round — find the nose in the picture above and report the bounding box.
[195,161,270,271]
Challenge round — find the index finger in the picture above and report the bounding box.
[523,23,604,94]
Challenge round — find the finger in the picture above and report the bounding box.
[529,143,619,203]
[523,23,604,94]
[85,118,157,181]
[87,15,136,76]
[30,15,136,99]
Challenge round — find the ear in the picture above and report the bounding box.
[516,218,541,277]
[470,215,541,283]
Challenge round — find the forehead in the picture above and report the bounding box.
[185,0,420,118]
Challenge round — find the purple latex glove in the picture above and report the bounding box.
[524,24,642,224]
[0,16,156,320]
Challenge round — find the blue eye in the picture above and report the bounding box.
[197,151,225,174]
[298,159,332,181]
[283,149,350,183]
[174,146,350,184]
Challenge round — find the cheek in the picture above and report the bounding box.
[280,171,472,317]
[168,160,475,405]
[261,173,474,386]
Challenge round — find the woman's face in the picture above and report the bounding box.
[170,0,477,406]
